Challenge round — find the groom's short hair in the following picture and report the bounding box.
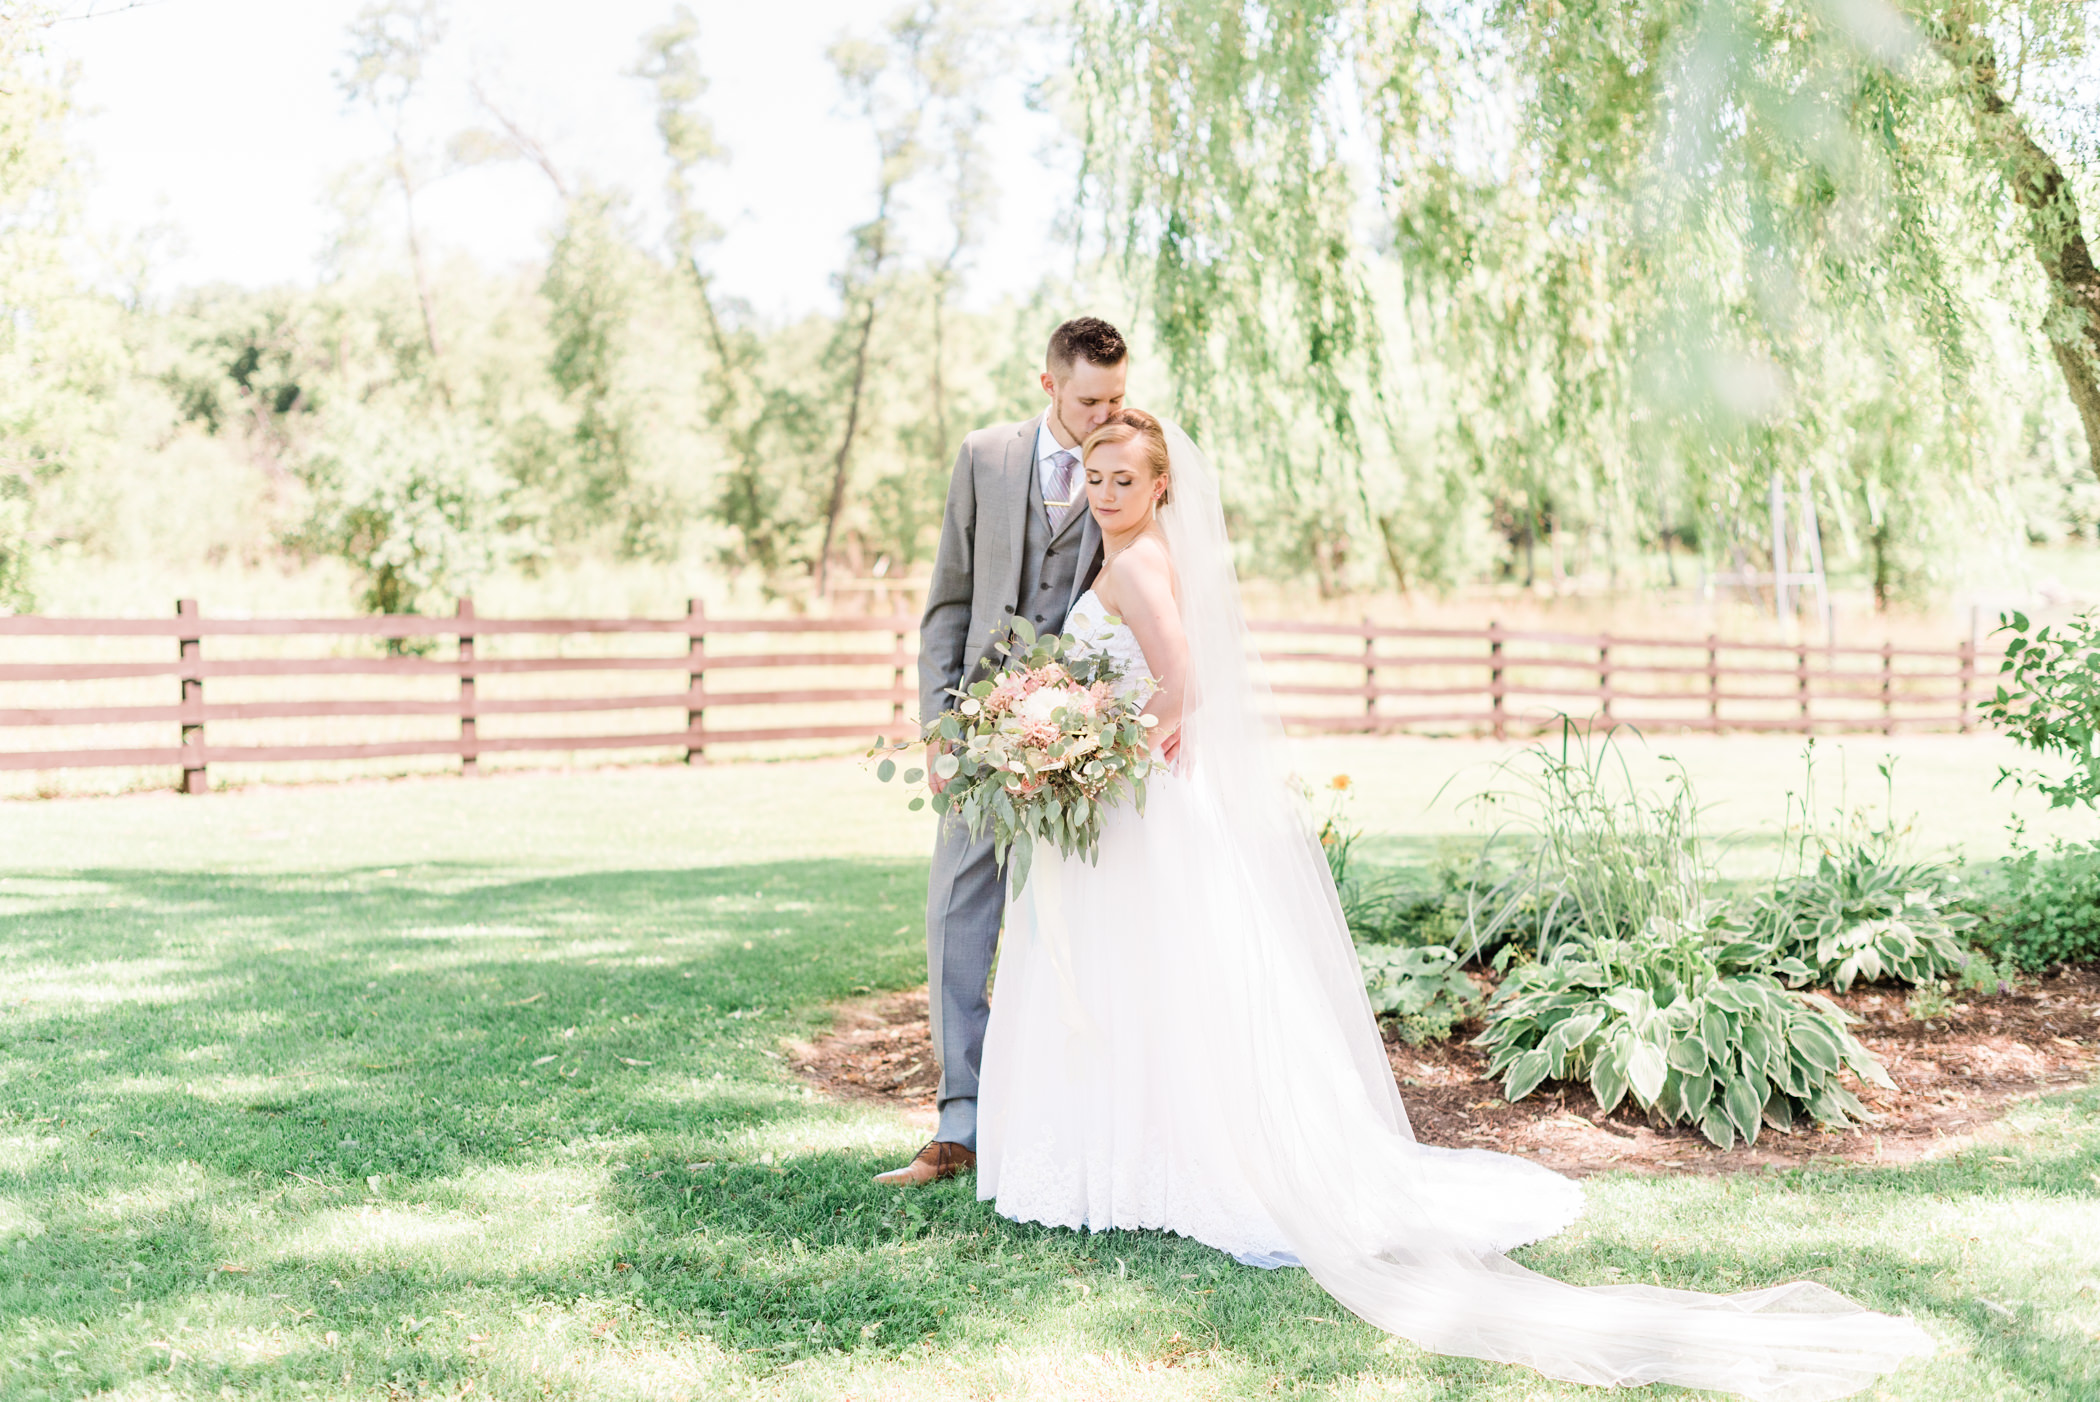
[1047,317,1127,379]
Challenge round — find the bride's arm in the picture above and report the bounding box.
[1103,537,1188,746]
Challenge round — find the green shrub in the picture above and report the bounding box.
[1316,774,1474,950]
[1983,610,2100,812]
[1358,944,1484,1045]
[1339,858,1474,949]
[1477,923,1894,1149]
[1984,841,2100,970]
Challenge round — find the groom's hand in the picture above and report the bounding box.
[926,740,950,795]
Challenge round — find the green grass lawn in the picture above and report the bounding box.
[2,741,2097,1400]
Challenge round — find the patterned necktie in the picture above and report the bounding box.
[1045,449,1080,532]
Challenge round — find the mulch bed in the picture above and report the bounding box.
[788,970,2100,1175]
[786,990,945,1132]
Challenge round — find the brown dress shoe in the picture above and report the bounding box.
[873,1140,976,1186]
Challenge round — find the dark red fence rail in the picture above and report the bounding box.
[0,601,1989,792]
[0,598,912,792]
[1251,619,1985,739]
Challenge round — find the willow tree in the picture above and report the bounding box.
[1069,0,2098,598]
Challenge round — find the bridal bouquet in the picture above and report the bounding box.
[872,616,1158,891]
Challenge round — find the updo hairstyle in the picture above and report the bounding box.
[1080,408,1172,506]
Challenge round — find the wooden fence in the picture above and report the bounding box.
[1253,620,1984,739]
[0,600,1990,792]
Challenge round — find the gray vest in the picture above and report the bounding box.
[1015,449,1095,639]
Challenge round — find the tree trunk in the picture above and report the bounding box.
[817,290,881,595]
[393,139,450,407]
[931,266,951,468]
[1375,513,1413,596]
[816,199,892,595]
[1936,5,2100,474]
[683,253,737,385]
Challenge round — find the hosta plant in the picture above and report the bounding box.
[1748,850,1977,991]
[1357,943,1483,1045]
[1745,750,1978,990]
[1476,923,1895,1150]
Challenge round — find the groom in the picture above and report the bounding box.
[874,317,1128,1186]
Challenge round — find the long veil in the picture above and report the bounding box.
[1154,420,1934,1400]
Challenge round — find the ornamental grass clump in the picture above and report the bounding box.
[1456,724,1707,966]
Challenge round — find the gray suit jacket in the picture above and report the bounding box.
[918,414,1101,724]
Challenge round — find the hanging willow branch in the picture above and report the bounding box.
[1072,0,1385,483]
[1930,1,2100,474]
[1068,0,2094,596]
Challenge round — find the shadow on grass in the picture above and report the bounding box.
[5,855,2099,1396]
[5,858,931,1159]
[1,857,934,1377]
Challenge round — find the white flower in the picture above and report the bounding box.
[1017,685,1090,726]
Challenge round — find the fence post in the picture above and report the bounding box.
[1363,614,1378,730]
[1796,640,1811,732]
[1706,633,1720,732]
[1957,633,1975,734]
[457,597,477,777]
[685,598,706,764]
[1881,638,1895,736]
[1488,620,1506,742]
[176,597,205,794]
[1597,638,1613,724]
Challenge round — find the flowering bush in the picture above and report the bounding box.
[873,615,1157,890]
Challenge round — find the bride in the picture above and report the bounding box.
[972,409,1934,1400]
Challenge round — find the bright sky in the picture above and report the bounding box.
[44,0,1067,319]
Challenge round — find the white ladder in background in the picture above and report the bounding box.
[1706,472,1833,642]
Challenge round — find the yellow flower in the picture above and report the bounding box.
[1330,774,1352,791]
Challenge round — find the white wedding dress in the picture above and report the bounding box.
[980,591,1583,1264]
[969,425,1936,1401]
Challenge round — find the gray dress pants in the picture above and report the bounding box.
[925,811,1005,1148]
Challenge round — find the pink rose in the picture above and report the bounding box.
[984,679,1024,715]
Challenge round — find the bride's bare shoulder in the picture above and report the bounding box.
[1104,533,1175,605]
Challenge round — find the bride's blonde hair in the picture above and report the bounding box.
[1081,409,1172,506]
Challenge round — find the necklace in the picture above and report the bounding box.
[1100,524,1160,574]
